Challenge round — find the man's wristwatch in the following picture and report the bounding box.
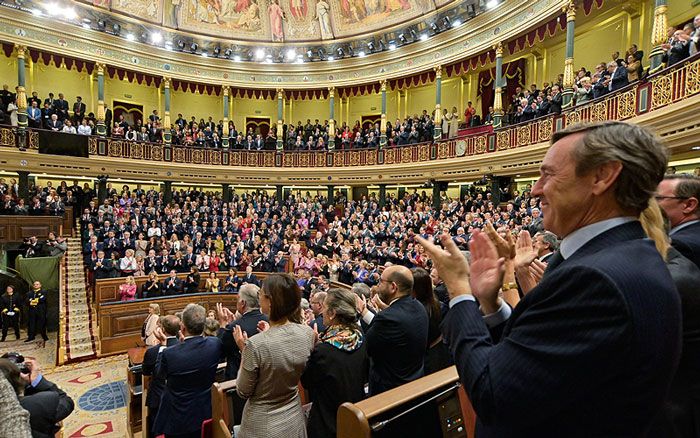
[501,282,517,290]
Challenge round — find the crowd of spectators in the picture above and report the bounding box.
[77,182,543,298]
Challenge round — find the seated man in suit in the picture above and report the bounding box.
[217,284,269,380]
[356,265,428,396]
[418,121,681,436]
[142,314,181,438]
[161,270,183,295]
[91,250,112,280]
[153,304,223,438]
[656,173,700,269]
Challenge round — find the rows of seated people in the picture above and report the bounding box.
[79,184,542,292]
[0,178,70,216]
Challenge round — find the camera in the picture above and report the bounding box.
[1,352,30,374]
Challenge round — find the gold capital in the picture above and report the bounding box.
[163,77,171,89]
[494,42,503,58]
[14,44,27,60]
[434,65,442,79]
[380,79,387,92]
[95,63,106,76]
[223,85,230,97]
[277,88,284,99]
[564,0,576,22]
[328,86,335,98]
[651,4,668,47]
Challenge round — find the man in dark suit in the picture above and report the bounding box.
[91,250,112,280]
[55,93,69,121]
[217,284,268,380]
[657,173,700,269]
[419,121,681,437]
[26,281,48,344]
[606,61,629,92]
[72,96,86,126]
[153,304,223,438]
[356,265,428,396]
[161,270,183,295]
[27,101,42,129]
[533,230,558,263]
[548,84,563,114]
[142,314,180,438]
[241,265,259,286]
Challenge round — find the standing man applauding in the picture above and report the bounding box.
[418,121,681,436]
[26,281,48,346]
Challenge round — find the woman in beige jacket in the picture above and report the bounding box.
[142,303,161,346]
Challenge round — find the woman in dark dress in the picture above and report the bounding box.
[412,267,452,374]
[301,288,368,438]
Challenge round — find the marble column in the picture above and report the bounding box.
[277,89,284,150]
[493,43,504,128]
[561,1,577,108]
[162,77,172,144]
[380,80,387,148]
[649,0,668,71]
[96,63,107,136]
[327,185,335,205]
[433,66,442,140]
[17,171,29,203]
[15,45,28,148]
[328,87,336,150]
[163,181,172,204]
[222,86,230,148]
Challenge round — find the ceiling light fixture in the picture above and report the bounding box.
[126,33,135,42]
[31,8,43,17]
[201,51,208,57]
[327,55,335,61]
[233,55,241,62]
[486,0,498,9]
[367,41,375,52]
[337,47,344,57]
[442,16,451,27]
[213,46,221,57]
[430,22,439,33]
[286,48,297,60]
[388,42,397,50]
[150,32,163,44]
[224,48,232,58]
[358,50,366,57]
[190,42,198,52]
[255,48,265,60]
[420,33,428,41]
[112,23,121,34]
[452,19,462,27]
[177,40,185,50]
[398,34,407,44]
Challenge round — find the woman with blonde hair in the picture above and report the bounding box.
[641,198,700,436]
[119,275,137,301]
[205,271,221,293]
[142,303,161,346]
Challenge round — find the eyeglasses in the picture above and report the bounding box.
[654,196,688,201]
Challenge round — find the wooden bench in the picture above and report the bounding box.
[337,366,477,438]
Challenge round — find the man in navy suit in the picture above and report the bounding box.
[154,304,223,438]
[419,121,681,437]
[241,265,259,287]
[356,265,428,396]
[606,61,629,92]
[657,174,700,269]
[217,284,268,379]
[142,314,181,438]
[161,270,183,295]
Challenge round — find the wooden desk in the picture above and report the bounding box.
[97,292,239,356]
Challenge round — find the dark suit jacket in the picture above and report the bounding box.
[218,309,269,379]
[648,246,700,437]
[301,340,369,438]
[442,221,681,437]
[153,336,223,435]
[610,66,629,91]
[22,377,75,438]
[241,273,259,286]
[161,277,183,295]
[365,295,428,395]
[142,337,179,409]
[548,93,562,114]
[670,221,700,269]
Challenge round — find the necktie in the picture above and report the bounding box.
[544,251,564,274]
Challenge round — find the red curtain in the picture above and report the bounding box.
[245,117,271,138]
[477,58,527,119]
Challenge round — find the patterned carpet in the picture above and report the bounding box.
[1,333,129,438]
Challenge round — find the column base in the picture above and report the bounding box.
[328,139,335,151]
[493,113,503,128]
[562,89,574,108]
[434,127,442,141]
[649,45,666,71]
[276,139,283,151]
[380,135,387,148]
[96,121,107,137]
[222,138,229,149]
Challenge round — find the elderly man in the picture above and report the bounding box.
[217,284,269,380]
[419,121,681,436]
[656,174,700,268]
[154,303,222,438]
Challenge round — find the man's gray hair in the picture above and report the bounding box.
[551,121,668,213]
[352,282,371,299]
[537,231,560,251]
[239,283,260,309]
[664,173,700,216]
[182,303,206,336]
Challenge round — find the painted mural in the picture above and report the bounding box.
[77,0,451,41]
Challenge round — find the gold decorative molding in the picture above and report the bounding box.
[14,44,26,59]
[434,65,442,80]
[651,4,668,47]
[494,42,503,58]
[564,0,576,21]
[162,77,171,89]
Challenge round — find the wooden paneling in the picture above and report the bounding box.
[0,214,63,243]
[98,292,239,356]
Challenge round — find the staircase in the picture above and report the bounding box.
[59,236,98,363]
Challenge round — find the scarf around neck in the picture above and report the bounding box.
[321,325,363,352]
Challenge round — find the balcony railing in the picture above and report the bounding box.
[1,54,698,167]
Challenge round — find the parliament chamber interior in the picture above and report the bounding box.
[0,0,699,436]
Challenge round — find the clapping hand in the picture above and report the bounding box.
[371,294,388,311]
[468,231,506,313]
[216,303,235,327]
[233,325,248,351]
[530,259,547,283]
[257,320,270,333]
[414,233,471,301]
[355,294,368,316]
[484,221,515,259]
[514,230,537,269]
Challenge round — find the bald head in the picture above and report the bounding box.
[384,265,414,296]
[160,314,181,337]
